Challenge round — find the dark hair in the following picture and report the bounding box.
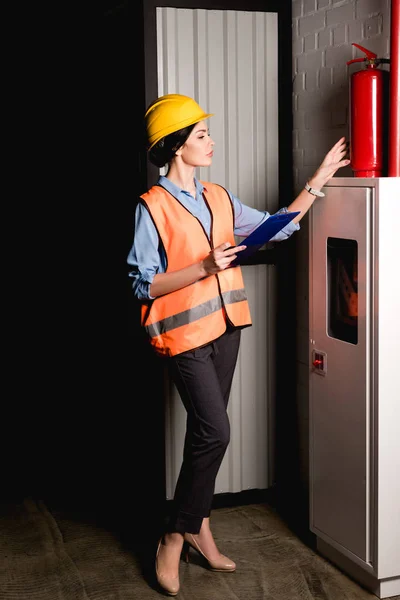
[148,124,196,168]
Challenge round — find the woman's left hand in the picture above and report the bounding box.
[309,137,350,189]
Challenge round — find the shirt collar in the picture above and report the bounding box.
[158,175,206,197]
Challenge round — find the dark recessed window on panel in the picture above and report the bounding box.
[327,237,358,345]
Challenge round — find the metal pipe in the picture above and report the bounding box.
[388,0,400,176]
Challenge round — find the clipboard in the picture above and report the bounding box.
[230,211,300,266]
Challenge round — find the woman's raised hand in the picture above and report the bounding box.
[309,137,350,189]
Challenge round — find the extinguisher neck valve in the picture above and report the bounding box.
[347,57,386,68]
[347,42,382,67]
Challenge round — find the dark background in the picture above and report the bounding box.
[2,0,165,544]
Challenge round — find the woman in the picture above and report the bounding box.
[127,93,349,596]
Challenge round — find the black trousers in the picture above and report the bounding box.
[166,326,241,534]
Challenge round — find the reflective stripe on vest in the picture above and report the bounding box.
[145,288,247,338]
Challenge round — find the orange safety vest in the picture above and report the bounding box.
[140,182,252,357]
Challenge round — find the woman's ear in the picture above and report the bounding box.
[174,145,183,157]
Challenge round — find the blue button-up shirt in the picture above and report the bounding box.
[127,176,299,300]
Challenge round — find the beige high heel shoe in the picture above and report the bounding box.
[183,533,236,572]
[155,539,180,596]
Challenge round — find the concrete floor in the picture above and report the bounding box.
[1,497,398,600]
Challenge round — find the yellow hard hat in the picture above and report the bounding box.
[145,93,214,150]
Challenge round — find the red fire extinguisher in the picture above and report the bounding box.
[347,43,390,177]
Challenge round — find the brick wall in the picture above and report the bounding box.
[292,0,391,495]
[293,0,391,191]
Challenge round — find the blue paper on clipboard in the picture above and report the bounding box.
[230,211,300,266]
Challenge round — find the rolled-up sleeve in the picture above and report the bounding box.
[269,206,300,241]
[127,203,164,301]
[231,193,300,241]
